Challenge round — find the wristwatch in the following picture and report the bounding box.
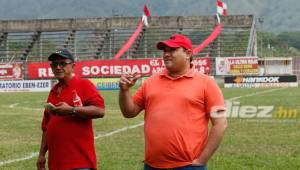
[71,107,77,116]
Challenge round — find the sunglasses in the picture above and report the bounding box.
[50,62,73,68]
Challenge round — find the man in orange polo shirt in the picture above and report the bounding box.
[119,34,227,170]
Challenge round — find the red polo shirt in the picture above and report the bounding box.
[41,76,104,170]
[133,68,225,168]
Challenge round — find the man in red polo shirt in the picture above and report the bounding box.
[36,49,105,170]
[119,34,227,170]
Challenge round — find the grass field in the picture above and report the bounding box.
[0,87,300,170]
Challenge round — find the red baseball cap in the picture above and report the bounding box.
[157,34,193,50]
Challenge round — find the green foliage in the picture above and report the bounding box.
[278,32,300,50]
[257,31,300,57]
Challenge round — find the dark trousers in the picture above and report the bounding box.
[144,164,207,170]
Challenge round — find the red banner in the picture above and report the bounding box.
[27,58,211,79]
[0,63,23,80]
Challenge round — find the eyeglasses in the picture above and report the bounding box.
[50,62,73,68]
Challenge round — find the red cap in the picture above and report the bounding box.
[157,34,193,50]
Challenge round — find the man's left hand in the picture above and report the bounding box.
[192,158,206,166]
[51,102,73,116]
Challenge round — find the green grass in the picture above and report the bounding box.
[0,87,300,170]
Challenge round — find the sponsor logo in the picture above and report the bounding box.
[233,76,280,83]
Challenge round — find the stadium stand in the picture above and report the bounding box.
[0,15,255,63]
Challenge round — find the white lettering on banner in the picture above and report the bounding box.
[150,59,159,66]
[38,68,47,77]
[82,66,89,75]
[38,68,54,77]
[90,66,100,75]
[122,66,131,74]
[152,67,164,74]
[114,66,122,74]
[242,77,280,83]
[131,66,139,73]
[82,65,151,76]
[193,59,207,66]
[142,65,150,73]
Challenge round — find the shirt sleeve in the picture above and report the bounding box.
[41,110,50,132]
[205,77,226,115]
[41,93,53,132]
[132,81,146,109]
[82,80,105,109]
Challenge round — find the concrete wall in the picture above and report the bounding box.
[0,15,253,32]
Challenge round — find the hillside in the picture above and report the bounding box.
[0,0,299,32]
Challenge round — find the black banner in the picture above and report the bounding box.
[224,75,298,88]
[225,75,297,83]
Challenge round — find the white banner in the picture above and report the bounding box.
[0,80,51,92]
[216,57,258,75]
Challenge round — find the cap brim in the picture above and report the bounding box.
[157,41,181,50]
[48,53,70,61]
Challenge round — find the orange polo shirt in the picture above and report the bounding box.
[133,68,225,169]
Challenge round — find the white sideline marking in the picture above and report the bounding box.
[18,107,41,111]
[226,88,286,101]
[1,105,123,112]
[0,122,144,166]
[9,103,19,108]
[0,87,287,166]
[0,105,42,111]
[0,152,38,166]
[94,122,144,139]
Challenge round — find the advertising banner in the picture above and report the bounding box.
[0,80,51,92]
[89,78,120,90]
[27,58,212,79]
[0,63,23,80]
[216,57,258,75]
[224,75,298,88]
